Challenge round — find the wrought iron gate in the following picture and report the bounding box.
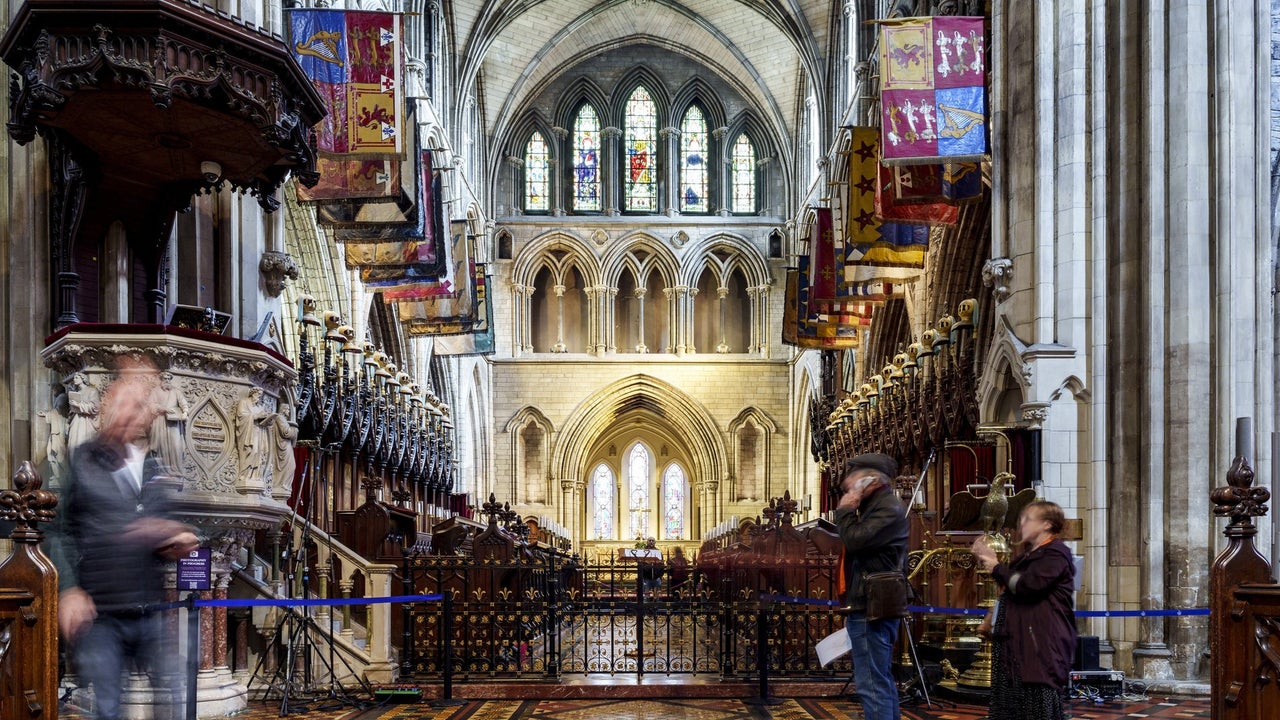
[405,553,852,681]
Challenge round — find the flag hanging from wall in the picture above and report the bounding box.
[845,127,930,280]
[287,8,404,156]
[783,256,863,350]
[288,8,406,202]
[879,16,986,164]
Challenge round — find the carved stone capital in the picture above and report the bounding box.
[982,257,1013,302]
[505,155,524,167]
[602,126,622,138]
[1021,403,1049,428]
[259,251,298,298]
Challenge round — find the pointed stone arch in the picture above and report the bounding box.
[978,318,1032,425]
[679,232,771,288]
[728,407,779,502]
[511,230,602,287]
[601,230,680,287]
[553,374,727,508]
[505,406,555,505]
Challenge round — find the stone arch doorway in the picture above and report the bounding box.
[551,374,727,558]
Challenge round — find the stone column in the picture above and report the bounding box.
[715,286,730,353]
[712,126,729,214]
[633,288,649,353]
[660,126,680,215]
[605,286,618,353]
[362,564,399,683]
[685,287,699,354]
[552,284,567,353]
[602,126,622,215]
[583,286,602,355]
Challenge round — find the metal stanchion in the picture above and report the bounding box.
[744,598,782,706]
[186,592,199,720]
[432,592,465,707]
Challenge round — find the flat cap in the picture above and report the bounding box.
[841,453,898,480]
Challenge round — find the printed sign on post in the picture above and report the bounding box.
[177,548,211,591]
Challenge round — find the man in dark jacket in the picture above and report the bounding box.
[835,453,908,720]
[47,367,199,720]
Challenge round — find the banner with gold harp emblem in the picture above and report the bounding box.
[879,16,986,164]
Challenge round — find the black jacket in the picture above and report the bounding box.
[834,484,908,611]
[991,538,1077,689]
[46,438,180,610]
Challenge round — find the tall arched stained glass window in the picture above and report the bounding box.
[624,87,657,212]
[525,131,549,211]
[590,463,614,539]
[573,105,601,211]
[731,133,756,213]
[663,463,686,540]
[680,106,708,213]
[627,443,651,539]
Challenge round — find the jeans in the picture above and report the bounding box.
[76,613,179,720]
[846,612,901,720]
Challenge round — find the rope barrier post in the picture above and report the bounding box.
[400,547,414,679]
[744,596,782,706]
[185,592,199,720]
[432,592,464,707]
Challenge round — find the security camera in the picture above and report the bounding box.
[200,160,222,184]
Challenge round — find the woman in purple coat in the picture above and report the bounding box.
[971,501,1077,720]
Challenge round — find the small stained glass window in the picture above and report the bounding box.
[731,133,756,213]
[591,463,614,539]
[574,105,601,211]
[525,131,549,211]
[680,106,708,213]
[663,464,685,540]
[624,87,657,212]
[628,443,650,539]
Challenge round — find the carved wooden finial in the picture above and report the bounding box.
[1211,456,1270,525]
[776,489,799,525]
[481,493,503,526]
[0,461,58,542]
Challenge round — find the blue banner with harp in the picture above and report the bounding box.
[879,16,987,164]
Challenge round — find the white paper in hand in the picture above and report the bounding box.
[816,627,852,667]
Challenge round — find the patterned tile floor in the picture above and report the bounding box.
[61,694,1211,720]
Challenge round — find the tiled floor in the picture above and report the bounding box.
[61,694,1211,720]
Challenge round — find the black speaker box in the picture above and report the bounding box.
[1074,635,1100,671]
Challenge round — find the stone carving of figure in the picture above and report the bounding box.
[149,371,190,474]
[66,373,100,457]
[42,383,70,484]
[235,387,271,480]
[269,399,299,497]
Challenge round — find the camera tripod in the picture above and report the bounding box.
[248,599,372,716]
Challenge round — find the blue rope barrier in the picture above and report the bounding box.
[760,593,1208,618]
[197,593,442,608]
[149,592,1209,617]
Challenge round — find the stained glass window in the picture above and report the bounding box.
[524,131,549,211]
[591,463,614,539]
[628,443,650,539]
[731,133,756,213]
[680,106,708,213]
[663,464,686,540]
[573,105,601,211]
[624,86,657,212]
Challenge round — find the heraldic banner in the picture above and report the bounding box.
[846,127,929,276]
[289,8,406,201]
[879,16,986,164]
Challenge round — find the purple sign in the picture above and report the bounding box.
[177,548,211,591]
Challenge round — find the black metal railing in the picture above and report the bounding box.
[405,553,851,681]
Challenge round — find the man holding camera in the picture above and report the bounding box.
[835,453,909,720]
